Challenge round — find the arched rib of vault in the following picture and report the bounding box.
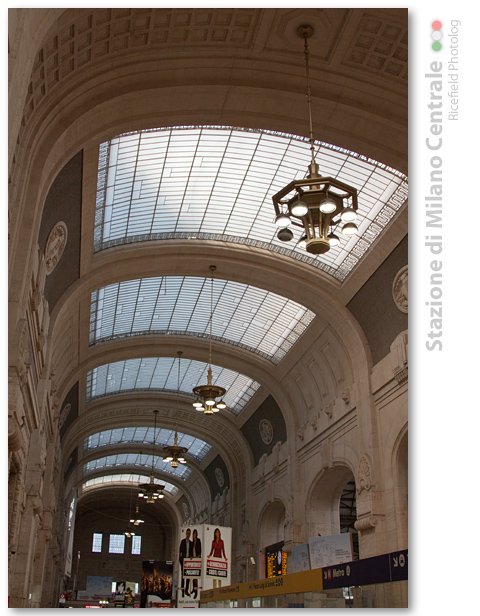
[8,9,408,352]
[65,445,209,528]
[55,334,295,434]
[78,449,212,513]
[49,241,367,377]
[76,483,183,540]
[77,466,203,520]
[11,8,407,178]
[60,393,255,517]
[47,244,374,444]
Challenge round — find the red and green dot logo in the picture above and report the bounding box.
[432,21,442,51]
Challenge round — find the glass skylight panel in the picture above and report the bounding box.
[95,127,407,281]
[82,474,178,495]
[84,427,211,461]
[90,276,315,365]
[86,357,259,414]
[83,454,192,480]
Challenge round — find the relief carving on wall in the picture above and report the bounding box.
[356,455,373,494]
[45,221,68,275]
[215,467,225,487]
[392,265,408,313]
[259,419,274,445]
[58,403,71,429]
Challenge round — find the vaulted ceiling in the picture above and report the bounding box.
[8,7,408,533]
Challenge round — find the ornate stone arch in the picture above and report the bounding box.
[258,498,286,550]
[305,464,356,539]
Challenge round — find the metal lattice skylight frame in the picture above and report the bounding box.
[89,276,315,365]
[84,427,211,461]
[81,473,178,495]
[86,357,260,414]
[94,126,407,282]
[83,453,192,480]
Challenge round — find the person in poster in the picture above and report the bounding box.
[141,561,173,607]
[208,527,227,588]
[191,528,202,599]
[178,528,193,597]
[124,584,134,607]
[208,527,227,559]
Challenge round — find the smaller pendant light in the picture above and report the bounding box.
[138,410,165,503]
[163,352,189,468]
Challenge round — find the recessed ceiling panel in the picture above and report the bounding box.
[95,126,407,281]
[90,276,315,364]
[86,357,260,414]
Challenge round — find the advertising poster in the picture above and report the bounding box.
[141,561,173,607]
[203,524,232,590]
[124,582,135,608]
[291,543,311,573]
[308,533,353,570]
[114,581,126,607]
[178,525,204,607]
[86,576,113,598]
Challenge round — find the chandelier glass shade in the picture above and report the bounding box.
[192,266,227,414]
[272,25,359,256]
[138,410,165,503]
[163,430,188,468]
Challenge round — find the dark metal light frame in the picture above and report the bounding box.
[272,25,359,255]
[192,266,227,414]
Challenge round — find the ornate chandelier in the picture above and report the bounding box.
[138,410,165,503]
[192,266,227,414]
[163,352,189,468]
[272,25,359,255]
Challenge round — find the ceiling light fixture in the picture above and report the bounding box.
[138,410,165,503]
[192,266,227,414]
[129,500,144,526]
[272,25,358,255]
[163,352,189,468]
[125,490,136,537]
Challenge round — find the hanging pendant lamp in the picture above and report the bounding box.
[163,351,189,468]
[138,410,165,503]
[192,266,227,414]
[271,25,359,255]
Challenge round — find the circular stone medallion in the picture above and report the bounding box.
[259,419,274,445]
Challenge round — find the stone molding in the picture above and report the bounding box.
[356,454,373,494]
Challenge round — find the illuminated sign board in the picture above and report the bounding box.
[265,542,287,578]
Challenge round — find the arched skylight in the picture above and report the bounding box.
[86,357,259,414]
[82,473,178,495]
[89,276,315,364]
[84,427,211,461]
[83,453,191,480]
[94,126,407,281]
